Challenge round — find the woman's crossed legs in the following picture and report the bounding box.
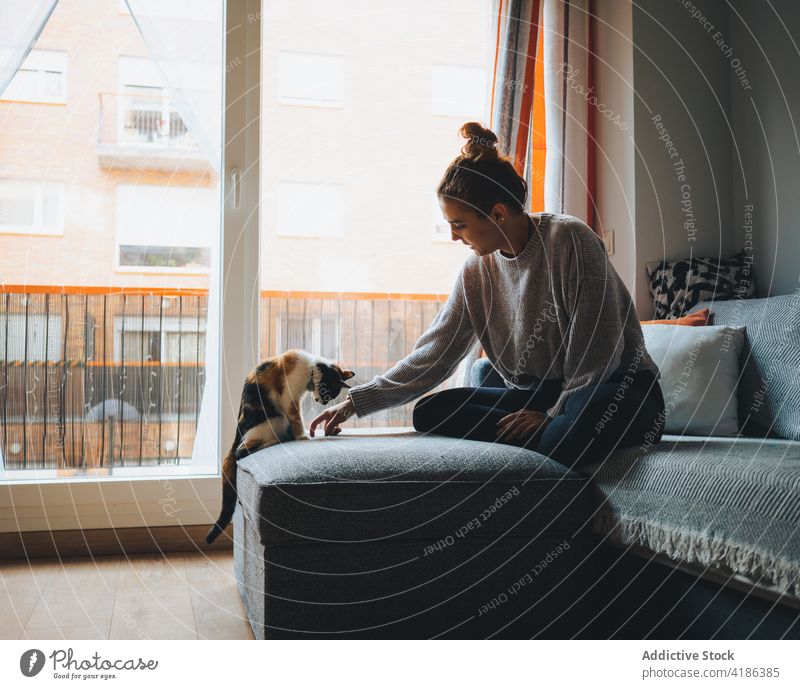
[412,373,664,471]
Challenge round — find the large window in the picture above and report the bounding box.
[0,0,224,483]
[0,0,499,497]
[261,0,494,427]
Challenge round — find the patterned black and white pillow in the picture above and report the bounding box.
[646,250,756,319]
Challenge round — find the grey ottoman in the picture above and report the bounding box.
[233,429,599,639]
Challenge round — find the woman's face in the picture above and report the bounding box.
[438,198,505,256]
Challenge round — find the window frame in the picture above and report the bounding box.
[0,0,261,535]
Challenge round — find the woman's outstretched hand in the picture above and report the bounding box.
[496,410,550,445]
[309,397,356,437]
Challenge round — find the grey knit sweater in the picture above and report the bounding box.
[348,212,659,419]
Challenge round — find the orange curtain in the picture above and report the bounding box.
[488,0,547,213]
[530,23,546,213]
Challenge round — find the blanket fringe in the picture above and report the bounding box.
[593,509,800,599]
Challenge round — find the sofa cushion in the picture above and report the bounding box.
[641,324,745,435]
[586,434,800,599]
[235,429,593,547]
[690,295,800,439]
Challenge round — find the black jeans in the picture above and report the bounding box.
[412,369,665,472]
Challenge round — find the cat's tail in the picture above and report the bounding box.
[205,443,239,544]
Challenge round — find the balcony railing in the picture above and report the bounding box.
[0,288,454,472]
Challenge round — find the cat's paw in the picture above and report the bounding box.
[295,433,311,441]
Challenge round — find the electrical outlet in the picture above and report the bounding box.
[603,229,615,255]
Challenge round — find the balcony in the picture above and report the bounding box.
[96,92,212,173]
[0,288,455,476]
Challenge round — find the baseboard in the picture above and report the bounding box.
[0,523,233,559]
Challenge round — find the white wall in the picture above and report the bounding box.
[729,0,800,297]
[594,0,636,293]
[632,0,734,316]
[595,0,736,317]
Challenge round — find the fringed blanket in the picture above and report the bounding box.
[587,436,800,599]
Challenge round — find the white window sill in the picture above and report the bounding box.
[0,472,220,532]
[0,463,217,484]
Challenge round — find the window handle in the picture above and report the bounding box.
[230,168,241,209]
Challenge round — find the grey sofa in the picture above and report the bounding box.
[233,295,800,639]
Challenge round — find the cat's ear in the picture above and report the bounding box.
[340,369,355,380]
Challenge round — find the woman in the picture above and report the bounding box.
[310,122,665,470]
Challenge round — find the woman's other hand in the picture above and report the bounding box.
[496,410,550,445]
[309,397,356,437]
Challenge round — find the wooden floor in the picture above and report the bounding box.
[0,551,254,640]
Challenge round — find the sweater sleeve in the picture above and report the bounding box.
[347,267,478,418]
[546,230,628,418]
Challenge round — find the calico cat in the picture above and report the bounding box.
[205,349,355,544]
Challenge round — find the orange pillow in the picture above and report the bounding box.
[641,307,713,326]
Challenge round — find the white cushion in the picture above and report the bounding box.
[641,324,746,435]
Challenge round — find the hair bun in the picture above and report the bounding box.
[459,122,499,159]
